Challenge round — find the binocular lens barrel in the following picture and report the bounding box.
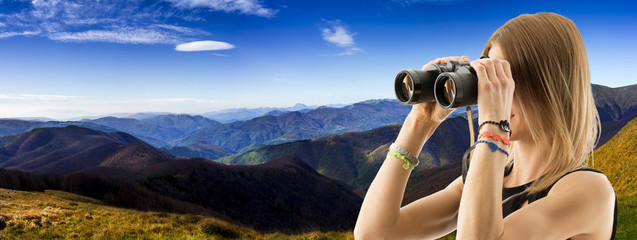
[435,74,456,108]
[394,69,438,104]
[394,60,478,109]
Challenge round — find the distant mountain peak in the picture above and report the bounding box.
[290,103,309,109]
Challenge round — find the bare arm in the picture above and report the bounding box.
[354,56,469,240]
[457,56,615,239]
[354,111,464,240]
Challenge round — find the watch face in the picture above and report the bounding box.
[499,120,511,132]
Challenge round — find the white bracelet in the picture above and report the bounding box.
[389,143,419,168]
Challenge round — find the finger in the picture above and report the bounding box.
[481,59,498,83]
[470,61,489,86]
[423,58,442,70]
[494,59,508,83]
[502,60,513,79]
[422,56,460,70]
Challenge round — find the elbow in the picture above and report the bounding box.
[353,225,385,240]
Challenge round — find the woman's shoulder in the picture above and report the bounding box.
[550,169,615,199]
[545,169,616,238]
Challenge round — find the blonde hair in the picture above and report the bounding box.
[482,12,600,193]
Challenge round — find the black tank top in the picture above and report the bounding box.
[501,165,618,239]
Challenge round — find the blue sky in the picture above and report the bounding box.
[0,0,635,119]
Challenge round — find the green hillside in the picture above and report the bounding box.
[593,117,637,238]
[0,188,354,240]
[594,117,637,197]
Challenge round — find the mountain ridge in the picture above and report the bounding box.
[0,126,172,175]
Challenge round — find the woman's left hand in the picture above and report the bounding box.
[470,58,515,124]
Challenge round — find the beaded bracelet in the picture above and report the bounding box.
[478,120,512,136]
[475,140,509,157]
[387,151,416,170]
[389,143,419,167]
[478,131,511,146]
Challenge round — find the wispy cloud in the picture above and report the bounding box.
[0,0,270,45]
[175,40,235,51]
[49,28,185,44]
[320,20,362,56]
[0,31,40,39]
[0,94,86,101]
[166,0,277,18]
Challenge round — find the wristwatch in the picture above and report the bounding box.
[479,120,512,135]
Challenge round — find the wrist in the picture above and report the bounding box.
[396,112,440,156]
[407,110,440,126]
[478,119,511,136]
[479,124,506,135]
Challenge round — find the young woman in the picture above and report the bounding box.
[354,12,617,239]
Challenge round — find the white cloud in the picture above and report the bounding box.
[322,25,355,47]
[320,20,362,56]
[165,0,277,17]
[154,24,207,35]
[175,40,235,51]
[334,47,362,56]
[0,0,262,45]
[0,31,40,39]
[49,28,184,44]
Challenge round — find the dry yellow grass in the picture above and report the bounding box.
[0,188,354,240]
[592,117,637,197]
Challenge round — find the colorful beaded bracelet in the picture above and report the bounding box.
[387,151,415,170]
[389,143,419,167]
[475,140,509,157]
[478,131,511,146]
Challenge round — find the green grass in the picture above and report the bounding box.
[616,194,637,239]
[0,188,354,240]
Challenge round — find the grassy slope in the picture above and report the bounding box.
[592,117,637,238]
[593,117,637,197]
[0,188,353,240]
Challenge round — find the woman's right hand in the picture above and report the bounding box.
[409,56,470,123]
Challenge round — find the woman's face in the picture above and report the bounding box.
[486,45,529,142]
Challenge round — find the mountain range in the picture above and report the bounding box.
[0,126,171,175]
[201,103,331,123]
[0,126,362,232]
[84,114,221,147]
[176,99,412,152]
[2,114,635,238]
[216,113,473,187]
[1,84,634,159]
[0,83,636,233]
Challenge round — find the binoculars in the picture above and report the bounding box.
[394,60,479,109]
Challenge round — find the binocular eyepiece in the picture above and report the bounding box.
[394,60,479,109]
